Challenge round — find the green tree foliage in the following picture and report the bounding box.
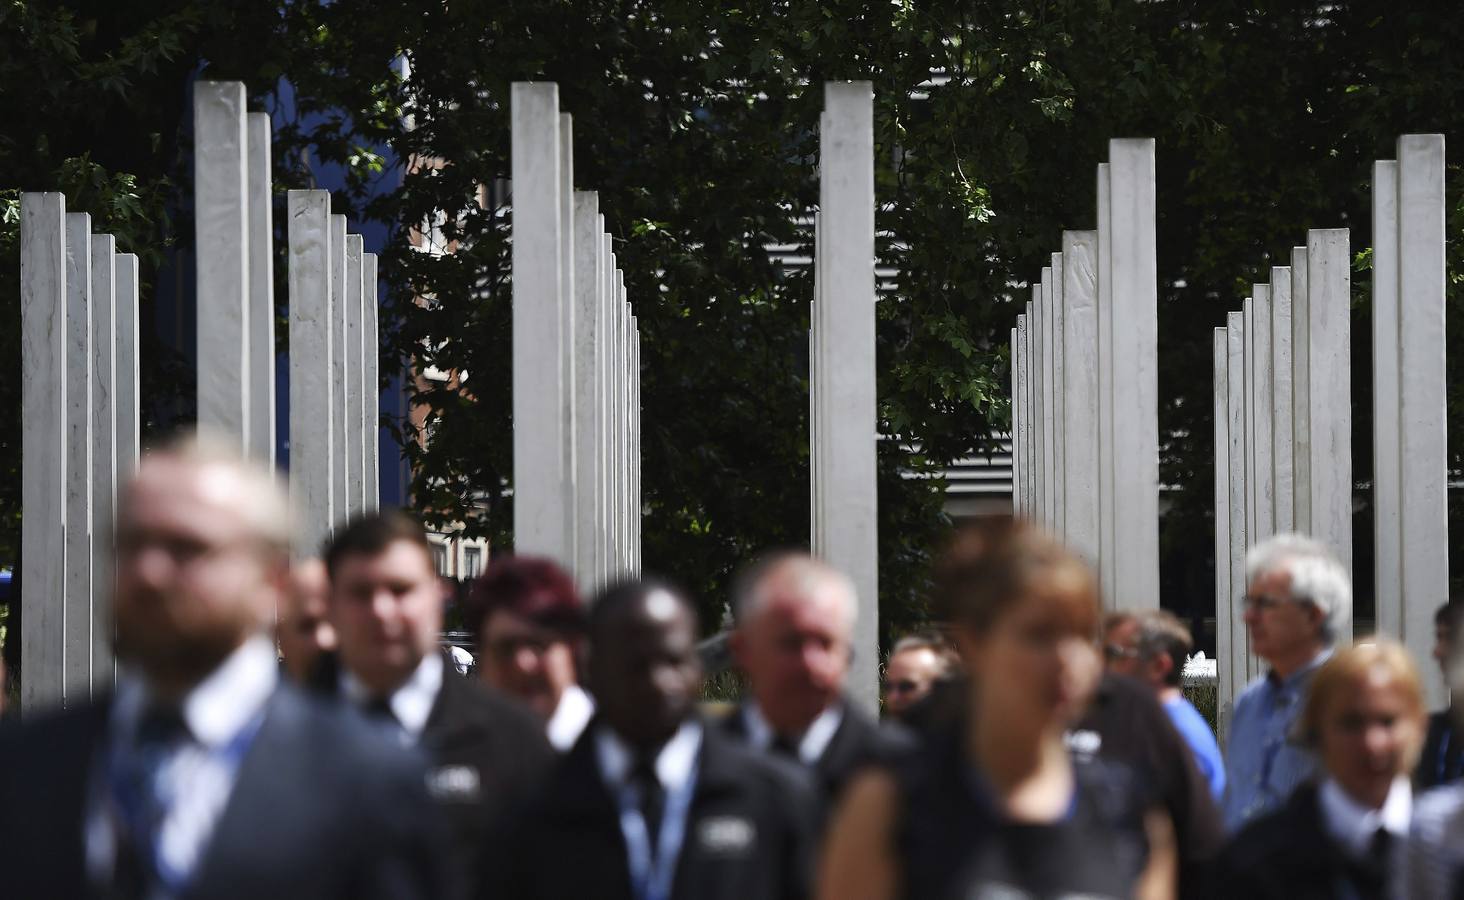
[2,1,1462,651]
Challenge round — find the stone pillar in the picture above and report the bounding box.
[1224,313,1251,693]
[1270,268,1294,534]
[559,115,579,574]
[1032,286,1046,528]
[1107,139,1159,609]
[89,235,116,688]
[1306,228,1353,637]
[1040,267,1055,530]
[115,253,141,480]
[1213,327,1234,730]
[572,192,602,586]
[20,192,68,712]
[1061,232,1099,562]
[287,191,335,556]
[632,322,642,574]
[194,81,250,449]
[329,214,350,524]
[1243,298,1255,549]
[246,112,276,469]
[511,83,570,565]
[1024,298,1036,519]
[1049,254,1065,537]
[363,252,381,511]
[1250,284,1275,544]
[813,81,878,714]
[1290,248,1311,533]
[63,212,93,700]
[599,232,614,581]
[345,234,365,515]
[1095,163,1117,602]
[1012,322,1024,515]
[1394,134,1447,701]
[1372,160,1401,638]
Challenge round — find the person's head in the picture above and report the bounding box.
[883,633,959,718]
[587,579,701,751]
[1130,610,1193,693]
[729,552,856,735]
[1243,534,1349,672]
[466,555,585,719]
[934,518,1101,738]
[1432,601,1464,679]
[324,510,444,696]
[1101,611,1141,677]
[278,558,336,683]
[113,432,292,695]
[1299,638,1426,809]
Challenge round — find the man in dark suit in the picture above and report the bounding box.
[498,579,817,900]
[0,434,449,899]
[1416,599,1464,789]
[721,553,911,806]
[323,511,553,896]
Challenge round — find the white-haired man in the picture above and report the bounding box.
[723,552,910,809]
[1222,533,1351,831]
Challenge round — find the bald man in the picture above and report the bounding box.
[723,553,912,809]
[0,434,448,899]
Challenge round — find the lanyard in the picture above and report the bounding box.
[618,760,699,900]
[105,711,266,895]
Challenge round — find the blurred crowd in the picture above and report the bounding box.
[2,432,1462,899]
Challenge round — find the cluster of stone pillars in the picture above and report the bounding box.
[510,83,642,587]
[1209,133,1447,718]
[1010,139,1161,612]
[810,82,880,713]
[18,195,142,711]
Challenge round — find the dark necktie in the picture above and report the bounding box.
[114,706,190,898]
[771,734,802,762]
[366,696,399,726]
[630,758,666,854]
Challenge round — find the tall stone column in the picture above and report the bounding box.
[599,233,614,580]
[558,115,579,574]
[1061,232,1099,562]
[510,82,570,566]
[1040,267,1055,530]
[1306,228,1353,638]
[287,191,336,556]
[1107,139,1159,609]
[20,192,68,712]
[1095,164,1117,602]
[573,192,603,586]
[329,214,350,524]
[1270,269,1294,534]
[1372,160,1401,639]
[345,234,365,515]
[246,111,276,468]
[115,253,141,481]
[1394,134,1447,703]
[812,81,878,714]
[1250,284,1275,544]
[1048,254,1065,537]
[1012,322,1025,516]
[194,81,251,449]
[1290,248,1311,533]
[1224,313,1252,692]
[63,212,93,700]
[1032,286,1046,528]
[89,235,117,688]
[1213,327,1234,731]
[363,252,380,512]
[1024,297,1036,520]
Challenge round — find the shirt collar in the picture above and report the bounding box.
[547,684,596,752]
[742,699,844,766]
[596,719,703,794]
[1268,647,1333,693]
[116,635,279,749]
[341,652,443,740]
[1319,776,1412,858]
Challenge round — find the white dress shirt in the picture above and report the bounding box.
[596,719,703,796]
[1319,775,1411,860]
[341,652,444,742]
[741,700,843,766]
[89,635,280,887]
[547,684,595,752]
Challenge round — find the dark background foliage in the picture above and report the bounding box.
[2,1,1462,676]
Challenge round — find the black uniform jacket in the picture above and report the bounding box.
[493,717,818,900]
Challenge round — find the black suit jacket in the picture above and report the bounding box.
[414,670,555,894]
[1218,782,1388,900]
[720,698,913,806]
[0,682,450,900]
[495,718,818,900]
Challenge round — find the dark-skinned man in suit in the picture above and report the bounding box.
[499,579,817,900]
[0,433,449,899]
[722,553,912,811]
[323,511,553,898]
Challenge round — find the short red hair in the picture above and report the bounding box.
[465,555,585,643]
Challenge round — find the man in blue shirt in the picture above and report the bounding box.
[1104,610,1226,800]
[1222,534,1349,831]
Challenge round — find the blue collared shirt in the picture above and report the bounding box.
[1222,649,1329,832]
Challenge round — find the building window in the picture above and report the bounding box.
[432,542,450,577]
[462,546,483,580]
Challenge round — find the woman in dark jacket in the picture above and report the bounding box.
[1219,638,1427,900]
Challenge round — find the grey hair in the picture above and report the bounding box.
[1244,533,1350,645]
[730,550,857,629]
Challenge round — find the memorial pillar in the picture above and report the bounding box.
[63,212,93,700]
[287,191,336,555]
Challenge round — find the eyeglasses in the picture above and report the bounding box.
[483,635,558,660]
[884,679,921,695]
[1243,593,1288,612]
[1103,643,1139,661]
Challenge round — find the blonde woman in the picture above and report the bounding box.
[818,519,1176,900]
[1220,638,1426,900]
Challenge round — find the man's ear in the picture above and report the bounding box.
[1152,652,1174,685]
